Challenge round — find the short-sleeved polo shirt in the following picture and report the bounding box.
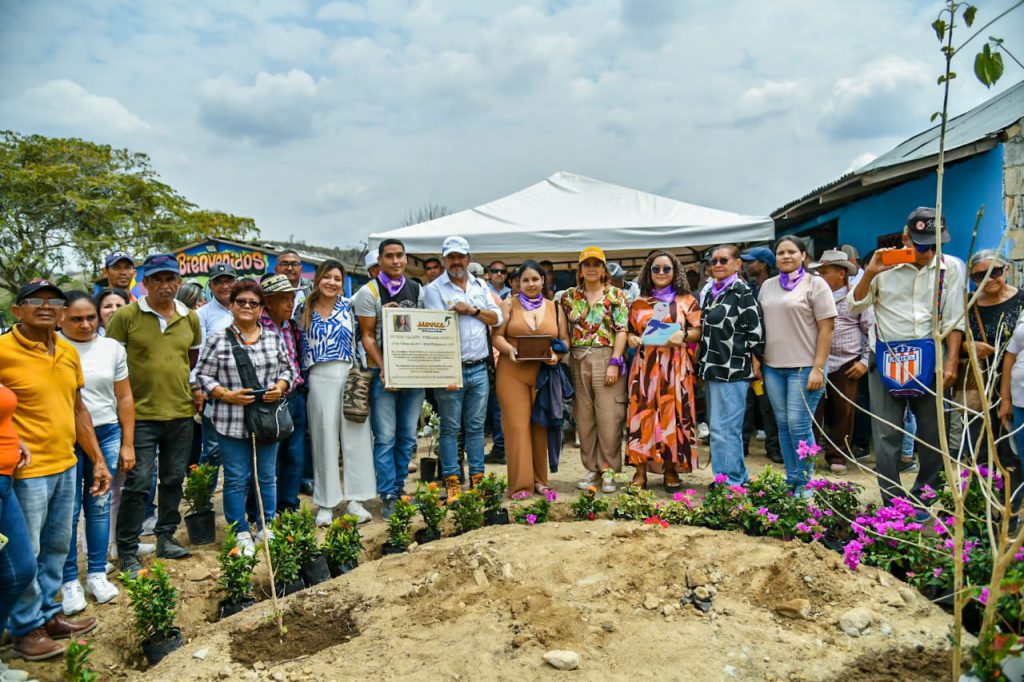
[105,296,202,421]
[0,326,84,479]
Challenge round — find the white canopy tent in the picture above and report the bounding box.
[369,171,774,268]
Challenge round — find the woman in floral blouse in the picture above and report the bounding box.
[297,260,376,527]
[625,251,701,491]
[698,244,765,486]
[559,247,629,493]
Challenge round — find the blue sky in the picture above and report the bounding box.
[1,0,1021,252]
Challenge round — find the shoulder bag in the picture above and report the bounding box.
[226,331,294,444]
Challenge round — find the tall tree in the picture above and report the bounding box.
[0,131,257,294]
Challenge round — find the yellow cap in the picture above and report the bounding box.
[578,246,606,264]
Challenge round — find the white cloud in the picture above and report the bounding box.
[303,179,372,211]
[19,79,151,136]
[316,1,367,23]
[198,69,324,145]
[818,57,933,139]
[737,80,807,119]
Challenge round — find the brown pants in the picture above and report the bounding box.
[813,360,861,465]
[570,347,625,473]
[497,360,549,497]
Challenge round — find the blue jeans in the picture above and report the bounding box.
[200,414,222,488]
[218,433,277,533]
[63,423,121,582]
[0,475,36,633]
[436,363,490,478]
[10,466,76,636]
[902,408,917,456]
[763,366,826,490]
[277,391,307,511]
[369,369,425,500]
[708,380,750,485]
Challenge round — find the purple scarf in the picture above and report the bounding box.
[779,267,806,292]
[651,285,676,303]
[377,272,405,297]
[711,273,739,299]
[519,292,544,311]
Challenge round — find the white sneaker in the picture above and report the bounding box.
[141,516,156,537]
[315,508,334,527]
[105,561,115,575]
[254,527,274,544]
[138,542,156,556]
[236,532,256,558]
[347,501,372,524]
[576,471,600,490]
[61,580,87,615]
[86,573,120,604]
[601,480,617,494]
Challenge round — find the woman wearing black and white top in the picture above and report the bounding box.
[698,244,764,486]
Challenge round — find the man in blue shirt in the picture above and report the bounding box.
[424,237,502,504]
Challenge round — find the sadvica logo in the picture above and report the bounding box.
[417,317,452,332]
[883,344,921,386]
[177,250,269,277]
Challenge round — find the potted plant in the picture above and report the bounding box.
[121,561,182,666]
[413,482,447,544]
[64,638,97,682]
[418,403,440,482]
[288,506,331,586]
[477,473,509,525]
[451,488,485,534]
[217,524,259,619]
[182,463,217,545]
[511,488,556,525]
[268,516,304,596]
[382,496,416,555]
[323,515,364,577]
[571,486,609,521]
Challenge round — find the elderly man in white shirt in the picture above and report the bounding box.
[849,207,965,508]
[423,236,503,504]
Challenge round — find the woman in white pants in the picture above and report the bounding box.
[298,260,376,526]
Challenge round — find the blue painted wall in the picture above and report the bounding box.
[784,145,1006,260]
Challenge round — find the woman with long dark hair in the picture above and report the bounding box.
[625,251,701,491]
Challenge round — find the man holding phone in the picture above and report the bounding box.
[850,207,965,506]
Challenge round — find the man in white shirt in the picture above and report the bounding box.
[423,236,502,504]
[850,207,965,507]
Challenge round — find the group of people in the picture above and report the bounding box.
[0,205,1020,668]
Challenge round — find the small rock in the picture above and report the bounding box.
[878,572,895,587]
[272,672,287,682]
[303,669,313,676]
[839,607,874,637]
[687,568,710,587]
[612,526,635,538]
[186,565,212,581]
[219,668,233,679]
[511,633,532,648]
[898,587,917,605]
[543,650,581,671]
[193,648,209,660]
[775,598,812,620]
[723,664,738,677]
[254,662,266,671]
[803,575,814,584]
[661,604,677,617]
[502,563,513,579]
[473,568,489,588]
[242,672,258,681]
[880,623,893,636]
[709,569,724,584]
[643,595,660,610]
[601,621,616,632]
[694,586,711,601]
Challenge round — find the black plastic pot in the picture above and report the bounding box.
[420,457,439,483]
[483,508,509,526]
[381,541,407,555]
[327,559,358,577]
[300,554,331,586]
[612,510,633,521]
[414,528,441,544]
[218,597,257,619]
[142,628,183,666]
[275,578,305,598]
[184,509,216,546]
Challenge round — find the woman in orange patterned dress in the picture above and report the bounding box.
[625,251,702,491]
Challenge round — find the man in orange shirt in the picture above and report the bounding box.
[0,281,111,661]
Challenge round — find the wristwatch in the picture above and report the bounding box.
[472,307,481,317]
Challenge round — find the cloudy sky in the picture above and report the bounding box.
[1,0,1021,250]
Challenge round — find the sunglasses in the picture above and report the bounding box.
[913,243,934,253]
[970,266,1005,283]
[489,268,506,275]
[278,261,301,269]
[650,266,674,274]
[20,297,66,308]
[234,299,262,308]
[709,258,732,266]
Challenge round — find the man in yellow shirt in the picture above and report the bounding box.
[0,280,111,661]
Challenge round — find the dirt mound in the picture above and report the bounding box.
[131,522,957,682]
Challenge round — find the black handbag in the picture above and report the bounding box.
[226,331,294,444]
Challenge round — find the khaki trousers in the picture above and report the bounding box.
[570,346,626,473]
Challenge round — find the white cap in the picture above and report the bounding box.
[468,262,485,277]
[364,251,378,269]
[441,236,470,257]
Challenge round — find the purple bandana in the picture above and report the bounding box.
[779,267,806,292]
[711,273,739,299]
[651,285,676,303]
[519,292,544,311]
[377,272,405,297]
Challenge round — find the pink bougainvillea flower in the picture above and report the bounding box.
[796,441,822,460]
[526,514,537,525]
[673,492,685,502]
[713,474,728,484]
[919,484,936,500]
[978,587,990,605]
[545,489,558,503]
[512,491,531,500]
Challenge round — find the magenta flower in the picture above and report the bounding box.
[673,492,685,502]
[978,587,990,605]
[796,441,821,460]
[525,514,537,525]
[714,474,728,484]
[843,540,864,570]
[545,489,558,503]
[512,491,531,500]
[933,567,943,578]
[919,485,936,500]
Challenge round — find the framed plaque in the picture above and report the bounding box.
[382,308,463,389]
[515,335,552,361]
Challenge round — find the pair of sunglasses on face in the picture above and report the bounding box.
[970,266,1005,283]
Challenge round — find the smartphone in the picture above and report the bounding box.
[249,388,270,400]
[880,247,916,266]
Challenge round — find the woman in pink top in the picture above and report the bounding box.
[758,235,836,496]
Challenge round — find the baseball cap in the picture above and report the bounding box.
[468,262,485,277]
[906,207,951,246]
[104,250,135,268]
[840,244,860,261]
[260,273,298,294]
[607,263,626,279]
[741,246,776,269]
[578,246,606,264]
[208,263,237,281]
[364,251,379,270]
[141,253,181,277]
[441,236,471,257]
[16,279,65,304]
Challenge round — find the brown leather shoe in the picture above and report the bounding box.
[45,613,97,640]
[445,475,462,505]
[11,627,65,660]
[470,473,485,489]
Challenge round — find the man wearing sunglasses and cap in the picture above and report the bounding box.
[0,280,112,660]
[850,207,965,507]
[95,250,137,300]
